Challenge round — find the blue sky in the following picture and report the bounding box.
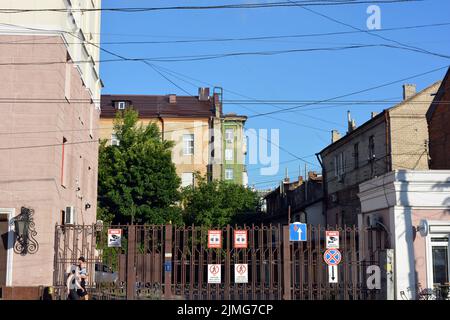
[99,0,450,190]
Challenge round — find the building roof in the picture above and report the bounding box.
[100,94,216,118]
[318,81,441,156]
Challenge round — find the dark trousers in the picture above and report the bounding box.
[67,289,80,300]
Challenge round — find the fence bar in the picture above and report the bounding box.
[164,224,173,299]
[126,225,136,300]
[282,225,291,300]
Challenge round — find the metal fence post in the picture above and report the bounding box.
[282,225,291,300]
[164,224,173,299]
[225,225,231,300]
[126,225,136,300]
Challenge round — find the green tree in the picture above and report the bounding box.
[181,175,259,228]
[97,109,182,225]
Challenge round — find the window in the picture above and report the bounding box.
[89,106,94,139]
[183,134,194,155]
[368,135,375,160]
[225,128,234,143]
[430,237,449,287]
[353,143,359,169]
[65,62,71,100]
[334,152,345,178]
[225,149,233,161]
[111,133,120,146]
[334,155,338,177]
[181,172,194,187]
[225,169,234,180]
[117,101,126,110]
[368,135,375,177]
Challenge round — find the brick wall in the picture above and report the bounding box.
[389,82,440,171]
[428,72,450,169]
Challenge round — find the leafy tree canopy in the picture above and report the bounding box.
[97,109,182,225]
[181,174,259,228]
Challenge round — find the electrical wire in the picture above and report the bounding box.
[2,22,448,45]
[0,1,424,14]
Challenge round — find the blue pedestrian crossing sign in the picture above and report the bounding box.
[289,222,307,241]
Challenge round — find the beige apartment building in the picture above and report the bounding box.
[0,1,102,297]
[100,88,248,187]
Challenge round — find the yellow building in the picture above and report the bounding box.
[100,88,247,186]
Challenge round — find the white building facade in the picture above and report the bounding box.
[358,170,450,299]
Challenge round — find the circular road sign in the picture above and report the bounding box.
[323,249,342,266]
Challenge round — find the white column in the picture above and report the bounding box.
[392,206,417,299]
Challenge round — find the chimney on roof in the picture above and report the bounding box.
[168,94,176,104]
[198,87,210,101]
[284,168,289,183]
[371,112,378,118]
[298,176,303,185]
[213,87,223,118]
[308,171,317,180]
[347,110,356,134]
[331,130,341,143]
[403,84,416,100]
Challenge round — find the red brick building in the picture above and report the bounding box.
[427,67,450,169]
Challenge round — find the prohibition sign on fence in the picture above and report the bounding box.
[209,264,220,275]
[208,264,221,284]
[323,249,342,266]
[236,264,247,275]
[234,263,248,283]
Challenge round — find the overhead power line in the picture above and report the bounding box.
[289,0,450,60]
[247,65,449,118]
[2,22,448,45]
[0,1,424,14]
[1,43,448,66]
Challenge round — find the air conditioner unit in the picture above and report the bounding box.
[64,206,76,225]
[367,215,380,229]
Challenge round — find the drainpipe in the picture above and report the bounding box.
[316,153,327,225]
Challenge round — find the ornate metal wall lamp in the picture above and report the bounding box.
[12,207,39,255]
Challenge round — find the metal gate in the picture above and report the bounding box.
[53,223,388,300]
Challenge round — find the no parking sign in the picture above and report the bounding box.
[323,249,342,266]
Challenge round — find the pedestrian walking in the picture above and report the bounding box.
[66,264,82,300]
[77,256,89,300]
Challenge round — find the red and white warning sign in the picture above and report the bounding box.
[108,229,122,248]
[326,231,339,249]
[208,264,221,283]
[234,230,248,249]
[208,230,222,249]
[234,264,248,283]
